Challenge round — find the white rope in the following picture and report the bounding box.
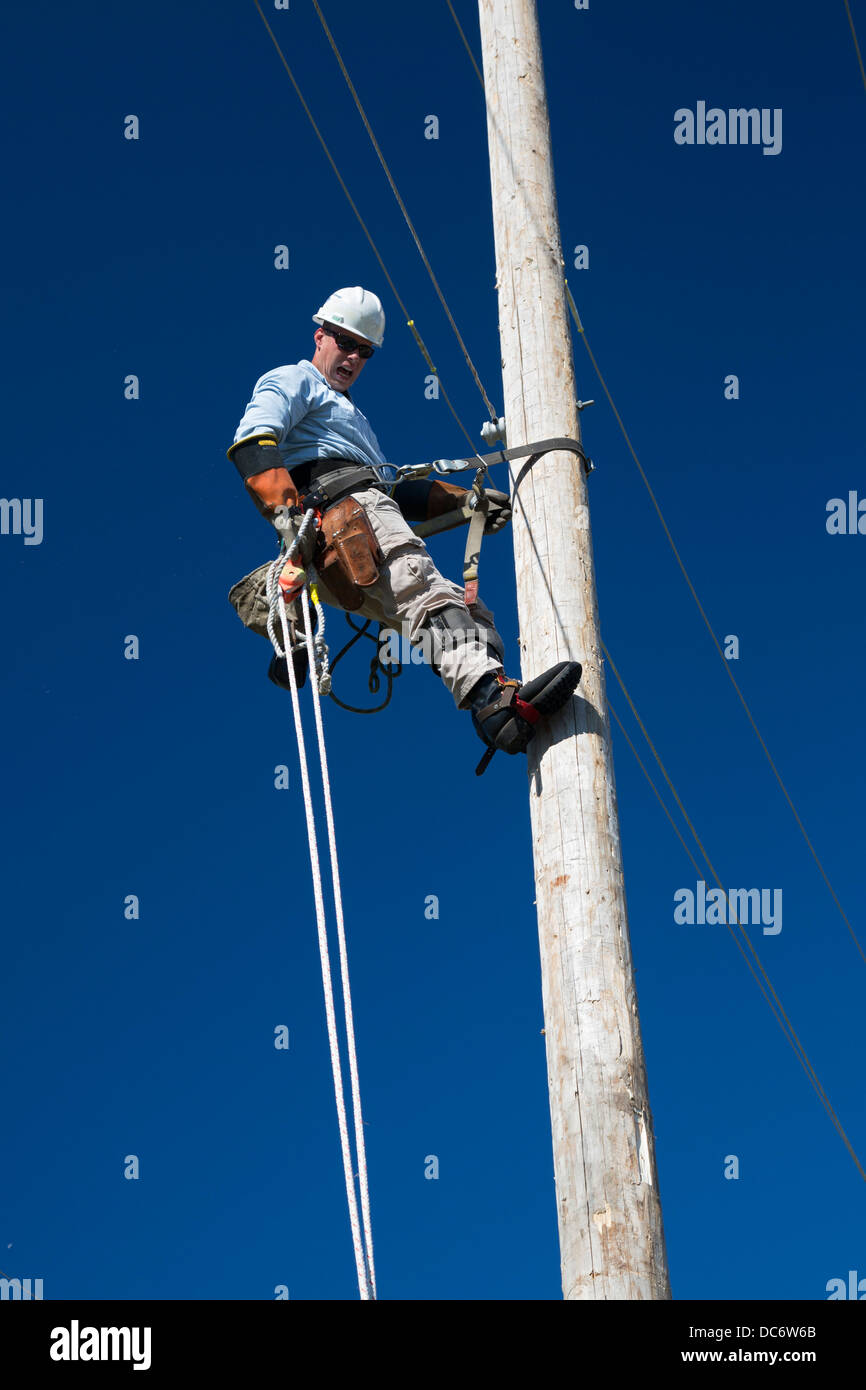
[299,583,376,1297]
[266,510,318,657]
[311,588,332,695]
[266,532,376,1300]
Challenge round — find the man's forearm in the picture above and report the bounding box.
[392,477,467,522]
[392,476,511,534]
[227,434,301,520]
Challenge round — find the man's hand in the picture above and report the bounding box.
[480,488,512,534]
[274,507,318,568]
[428,479,511,533]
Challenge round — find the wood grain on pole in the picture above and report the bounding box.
[477,0,670,1299]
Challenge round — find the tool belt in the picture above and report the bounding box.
[290,458,387,611]
[293,458,386,509]
[314,496,384,611]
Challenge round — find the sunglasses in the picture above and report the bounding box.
[321,325,375,359]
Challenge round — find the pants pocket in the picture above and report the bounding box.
[394,552,428,601]
[361,489,425,559]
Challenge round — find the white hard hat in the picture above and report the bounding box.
[313,286,385,348]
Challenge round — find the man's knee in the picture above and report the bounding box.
[423,601,504,674]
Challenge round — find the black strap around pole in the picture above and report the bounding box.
[412,437,592,542]
[469,436,592,477]
[410,435,593,623]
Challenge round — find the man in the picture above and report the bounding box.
[227,286,581,770]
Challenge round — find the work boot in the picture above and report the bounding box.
[468,661,582,774]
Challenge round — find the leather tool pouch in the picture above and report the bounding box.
[315,497,384,611]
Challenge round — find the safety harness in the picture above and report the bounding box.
[295,436,592,607]
[230,435,592,721]
[297,460,390,512]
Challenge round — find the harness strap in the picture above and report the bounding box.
[300,464,386,511]
[476,678,541,728]
[473,682,541,778]
[412,436,592,607]
[475,747,497,776]
[473,436,591,475]
[462,486,488,607]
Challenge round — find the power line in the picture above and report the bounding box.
[445,0,485,87]
[251,0,484,458]
[605,651,865,1181]
[439,0,866,1174]
[843,0,866,92]
[609,701,804,1040]
[253,0,865,1180]
[567,287,866,972]
[311,0,500,425]
[441,0,865,973]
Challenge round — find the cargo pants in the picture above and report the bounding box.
[312,486,506,709]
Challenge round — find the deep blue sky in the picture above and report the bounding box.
[2,0,864,1301]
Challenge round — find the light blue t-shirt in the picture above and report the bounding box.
[233,360,394,482]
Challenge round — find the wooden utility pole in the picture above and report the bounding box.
[477,0,670,1299]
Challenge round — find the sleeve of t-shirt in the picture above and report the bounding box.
[233,365,317,445]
